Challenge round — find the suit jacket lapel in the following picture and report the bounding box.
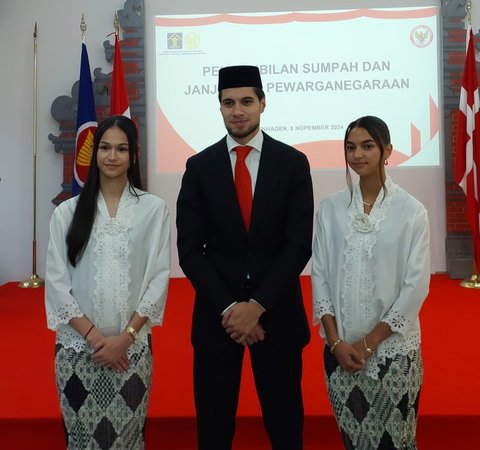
[250,134,280,237]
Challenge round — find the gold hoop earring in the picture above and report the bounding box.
[384,159,389,166]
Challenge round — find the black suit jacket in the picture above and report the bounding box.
[176,132,314,352]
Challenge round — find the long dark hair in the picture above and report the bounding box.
[344,115,391,203]
[66,115,143,266]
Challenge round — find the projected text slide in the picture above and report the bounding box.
[155,8,439,172]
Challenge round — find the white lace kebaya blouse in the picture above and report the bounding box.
[312,178,430,378]
[45,186,171,354]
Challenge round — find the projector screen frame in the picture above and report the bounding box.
[144,0,446,276]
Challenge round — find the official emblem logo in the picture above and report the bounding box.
[185,33,200,50]
[167,33,183,49]
[410,25,433,48]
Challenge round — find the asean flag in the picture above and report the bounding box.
[455,24,480,267]
[110,34,130,117]
[72,41,97,196]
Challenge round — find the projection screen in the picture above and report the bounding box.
[144,1,445,276]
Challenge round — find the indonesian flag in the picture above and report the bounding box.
[110,34,130,117]
[455,24,480,267]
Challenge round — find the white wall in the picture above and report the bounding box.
[0,0,123,285]
[2,0,480,284]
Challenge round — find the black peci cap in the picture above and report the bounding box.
[218,65,263,91]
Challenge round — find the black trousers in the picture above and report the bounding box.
[194,338,304,450]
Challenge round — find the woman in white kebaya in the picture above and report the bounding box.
[45,115,170,449]
[312,116,430,450]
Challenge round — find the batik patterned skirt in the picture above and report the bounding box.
[54,341,152,450]
[324,346,422,450]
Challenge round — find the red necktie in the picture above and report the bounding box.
[234,146,253,230]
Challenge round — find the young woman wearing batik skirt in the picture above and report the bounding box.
[45,115,170,450]
[312,116,430,450]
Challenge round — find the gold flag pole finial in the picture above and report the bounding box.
[19,22,44,288]
[80,14,87,40]
[466,0,472,25]
[114,12,120,37]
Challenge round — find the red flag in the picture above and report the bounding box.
[110,34,130,117]
[455,24,480,267]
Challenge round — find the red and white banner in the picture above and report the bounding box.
[110,34,130,117]
[455,24,480,267]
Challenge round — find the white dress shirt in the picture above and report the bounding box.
[227,130,264,192]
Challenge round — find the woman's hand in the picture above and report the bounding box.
[89,329,132,372]
[351,339,374,364]
[333,341,366,374]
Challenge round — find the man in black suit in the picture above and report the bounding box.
[176,65,314,450]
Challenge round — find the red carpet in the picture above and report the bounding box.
[1,274,479,448]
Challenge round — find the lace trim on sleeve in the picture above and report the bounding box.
[46,301,83,330]
[383,309,413,336]
[364,331,421,379]
[56,327,87,353]
[313,297,335,325]
[136,299,164,324]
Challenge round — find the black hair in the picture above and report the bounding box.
[66,115,142,266]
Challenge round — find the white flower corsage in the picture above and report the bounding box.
[352,213,373,233]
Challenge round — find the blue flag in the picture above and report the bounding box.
[72,42,97,196]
